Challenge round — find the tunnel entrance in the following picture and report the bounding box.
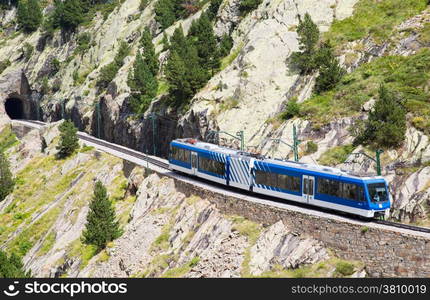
[5,98,24,119]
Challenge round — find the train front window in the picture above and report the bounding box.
[367,183,388,203]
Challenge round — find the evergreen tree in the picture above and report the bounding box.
[207,0,222,20]
[154,0,181,30]
[239,0,262,16]
[166,34,207,105]
[0,250,31,278]
[82,181,121,251]
[354,85,406,149]
[219,34,233,57]
[189,12,220,75]
[161,32,170,52]
[17,0,42,33]
[97,41,130,90]
[53,0,84,31]
[128,51,158,114]
[140,28,159,76]
[165,49,187,102]
[290,13,320,75]
[56,120,79,159]
[314,42,345,93]
[0,151,14,202]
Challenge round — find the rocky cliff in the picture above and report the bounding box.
[0,122,365,278]
[1,1,430,229]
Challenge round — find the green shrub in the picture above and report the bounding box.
[22,43,34,61]
[335,261,355,276]
[280,98,300,120]
[239,0,262,16]
[0,151,15,202]
[305,141,318,154]
[75,32,92,55]
[96,41,130,90]
[318,144,354,166]
[0,59,11,74]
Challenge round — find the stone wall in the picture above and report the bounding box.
[172,177,430,277]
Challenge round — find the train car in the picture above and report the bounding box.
[169,139,390,219]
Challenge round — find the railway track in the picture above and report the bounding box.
[15,119,430,236]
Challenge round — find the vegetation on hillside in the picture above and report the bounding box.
[290,13,345,92]
[96,41,130,90]
[325,0,428,46]
[298,48,430,143]
[0,151,15,202]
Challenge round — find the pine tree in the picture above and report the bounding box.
[0,250,31,278]
[165,49,187,103]
[82,181,121,251]
[161,32,170,52]
[154,0,177,30]
[219,34,233,57]
[17,0,42,33]
[25,0,43,32]
[140,28,159,76]
[128,51,158,114]
[0,151,14,202]
[354,85,406,149]
[189,12,220,75]
[56,120,79,159]
[314,42,345,93]
[207,0,222,20]
[239,0,262,16]
[55,0,84,31]
[290,13,320,75]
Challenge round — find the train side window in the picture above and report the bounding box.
[357,186,364,202]
[308,178,314,196]
[171,147,191,163]
[198,156,225,176]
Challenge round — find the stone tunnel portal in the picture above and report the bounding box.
[4,98,24,119]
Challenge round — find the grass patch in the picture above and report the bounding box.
[325,0,428,46]
[68,239,98,270]
[156,80,169,96]
[300,48,430,130]
[161,256,200,278]
[318,144,355,166]
[220,42,243,70]
[0,125,19,152]
[258,258,363,278]
[229,215,261,277]
[37,232,56,256]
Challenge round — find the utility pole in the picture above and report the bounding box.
[349,149,384,176]
[208,130,245,151]
[148,113,157,156]
[269,125,301,162]
[95,101,101,139]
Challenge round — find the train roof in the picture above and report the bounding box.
[171,139,385,181]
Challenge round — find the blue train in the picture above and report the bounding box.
[168,138,391,218]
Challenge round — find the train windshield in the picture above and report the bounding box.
[367,183,388,203]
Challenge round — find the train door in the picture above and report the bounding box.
[302,175,315,203]
[191,152,198,175]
